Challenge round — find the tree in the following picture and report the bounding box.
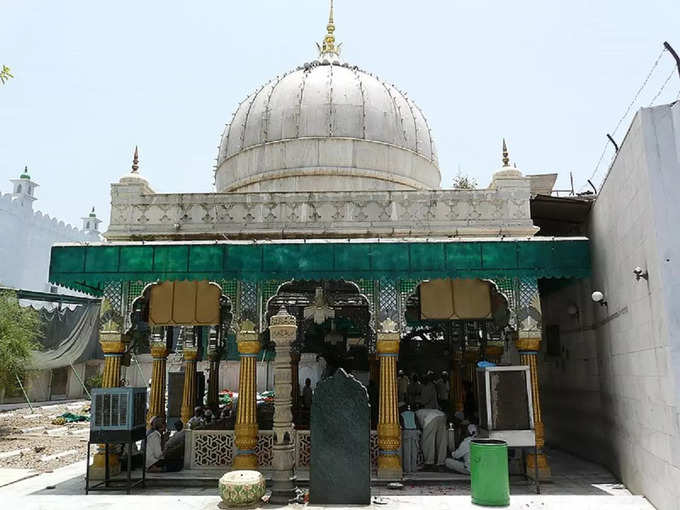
[0,65,13,84]
[452,171,478,190]
[0,291,41,392]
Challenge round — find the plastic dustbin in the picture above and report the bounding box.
[470,439,510,506]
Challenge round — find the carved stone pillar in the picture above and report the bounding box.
[91,333,126,478]
[290,350,300,409]
[207,348,221,414]
[269,307,297,503]
[180,346,199,425]
[233,320,260,470]
[147,341,169,426]
[376,318,402,479]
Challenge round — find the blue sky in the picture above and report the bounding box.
[1,0,679,229]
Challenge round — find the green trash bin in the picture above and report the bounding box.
[470,439,510,506]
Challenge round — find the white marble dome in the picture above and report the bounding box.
[215,60,440,192]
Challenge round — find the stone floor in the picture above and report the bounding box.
[0,449,656,509]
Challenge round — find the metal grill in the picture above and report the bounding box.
[239,280,258,325]
[377,280,399,325]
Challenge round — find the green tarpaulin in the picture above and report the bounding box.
[49,238,590,295]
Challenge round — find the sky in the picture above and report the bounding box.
[1,0,679,230]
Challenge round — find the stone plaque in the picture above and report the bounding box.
[310,369,370,505]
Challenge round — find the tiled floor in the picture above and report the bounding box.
[0,449,656,509]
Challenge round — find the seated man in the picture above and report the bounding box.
[186,406,205,430]
[415,408,448,470]
[162,420,186,466]
[146,416,183,472]
[445,423,477,474]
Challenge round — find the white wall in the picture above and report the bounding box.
[0,190,99,292]
[541,103,680,510]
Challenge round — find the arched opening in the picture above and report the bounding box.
[264,280,375,428]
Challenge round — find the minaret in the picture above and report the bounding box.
[9,166,39,209]
[81,206,102,234]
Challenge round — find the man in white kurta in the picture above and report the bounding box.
[415,408,448,468]
[445,424,477,474]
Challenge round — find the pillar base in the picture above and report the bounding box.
[89,451,121,480]
[232,453,258,470]
[377,455,403,480]
[270,473,297,504]
[526,452,551,481]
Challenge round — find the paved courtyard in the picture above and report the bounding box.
[0,448,655,509]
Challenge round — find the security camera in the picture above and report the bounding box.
[633,267,649,281]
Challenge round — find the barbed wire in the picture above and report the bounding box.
[581,47,667,191]
[649,67,676,106]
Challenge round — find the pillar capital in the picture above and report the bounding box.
[237,320,260,355]
[515,335,541,353]
[150,342,169,359]
[376,336,400,355]
[100,334,126,355]
[269,306,297,347]
[182,346,199,361]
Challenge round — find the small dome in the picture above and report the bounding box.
[215,61,440,192]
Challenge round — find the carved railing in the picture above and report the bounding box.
[186,428,424,471]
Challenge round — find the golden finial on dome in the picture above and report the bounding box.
[317,0,341,58]
[502,138,510,167]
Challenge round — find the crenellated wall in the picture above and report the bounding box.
[0,192,100,291]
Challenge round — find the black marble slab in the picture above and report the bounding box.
[310,368,371,505]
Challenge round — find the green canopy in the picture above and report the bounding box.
[49,238,590,295]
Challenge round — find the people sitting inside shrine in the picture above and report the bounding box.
[146,416,183,472]
[162,420,186,466]
[203,408,214,425]
[445,423,477,474]
[186,406,206,429]
[302,378,313,408]
[416,406,448,471]
[418,371,440,410]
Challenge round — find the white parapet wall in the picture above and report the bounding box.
[105,176,538,241]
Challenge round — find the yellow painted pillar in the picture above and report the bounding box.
[376,318,402,479]
[91,332,126,478]
[180,346,199,425]
[515,334,551,480]
[146,342,169,426]
[233,320,260,470]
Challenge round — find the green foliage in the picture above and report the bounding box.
[0,65,13,84]
[85,373,103,392]
[0,291,41,391]
[452,171,478,190]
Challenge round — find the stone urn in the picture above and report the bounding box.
[219,470,266,507]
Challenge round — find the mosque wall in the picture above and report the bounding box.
[541,103,680,510]
[0,192,98,292]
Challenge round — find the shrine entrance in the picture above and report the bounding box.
[263,280,375,428]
